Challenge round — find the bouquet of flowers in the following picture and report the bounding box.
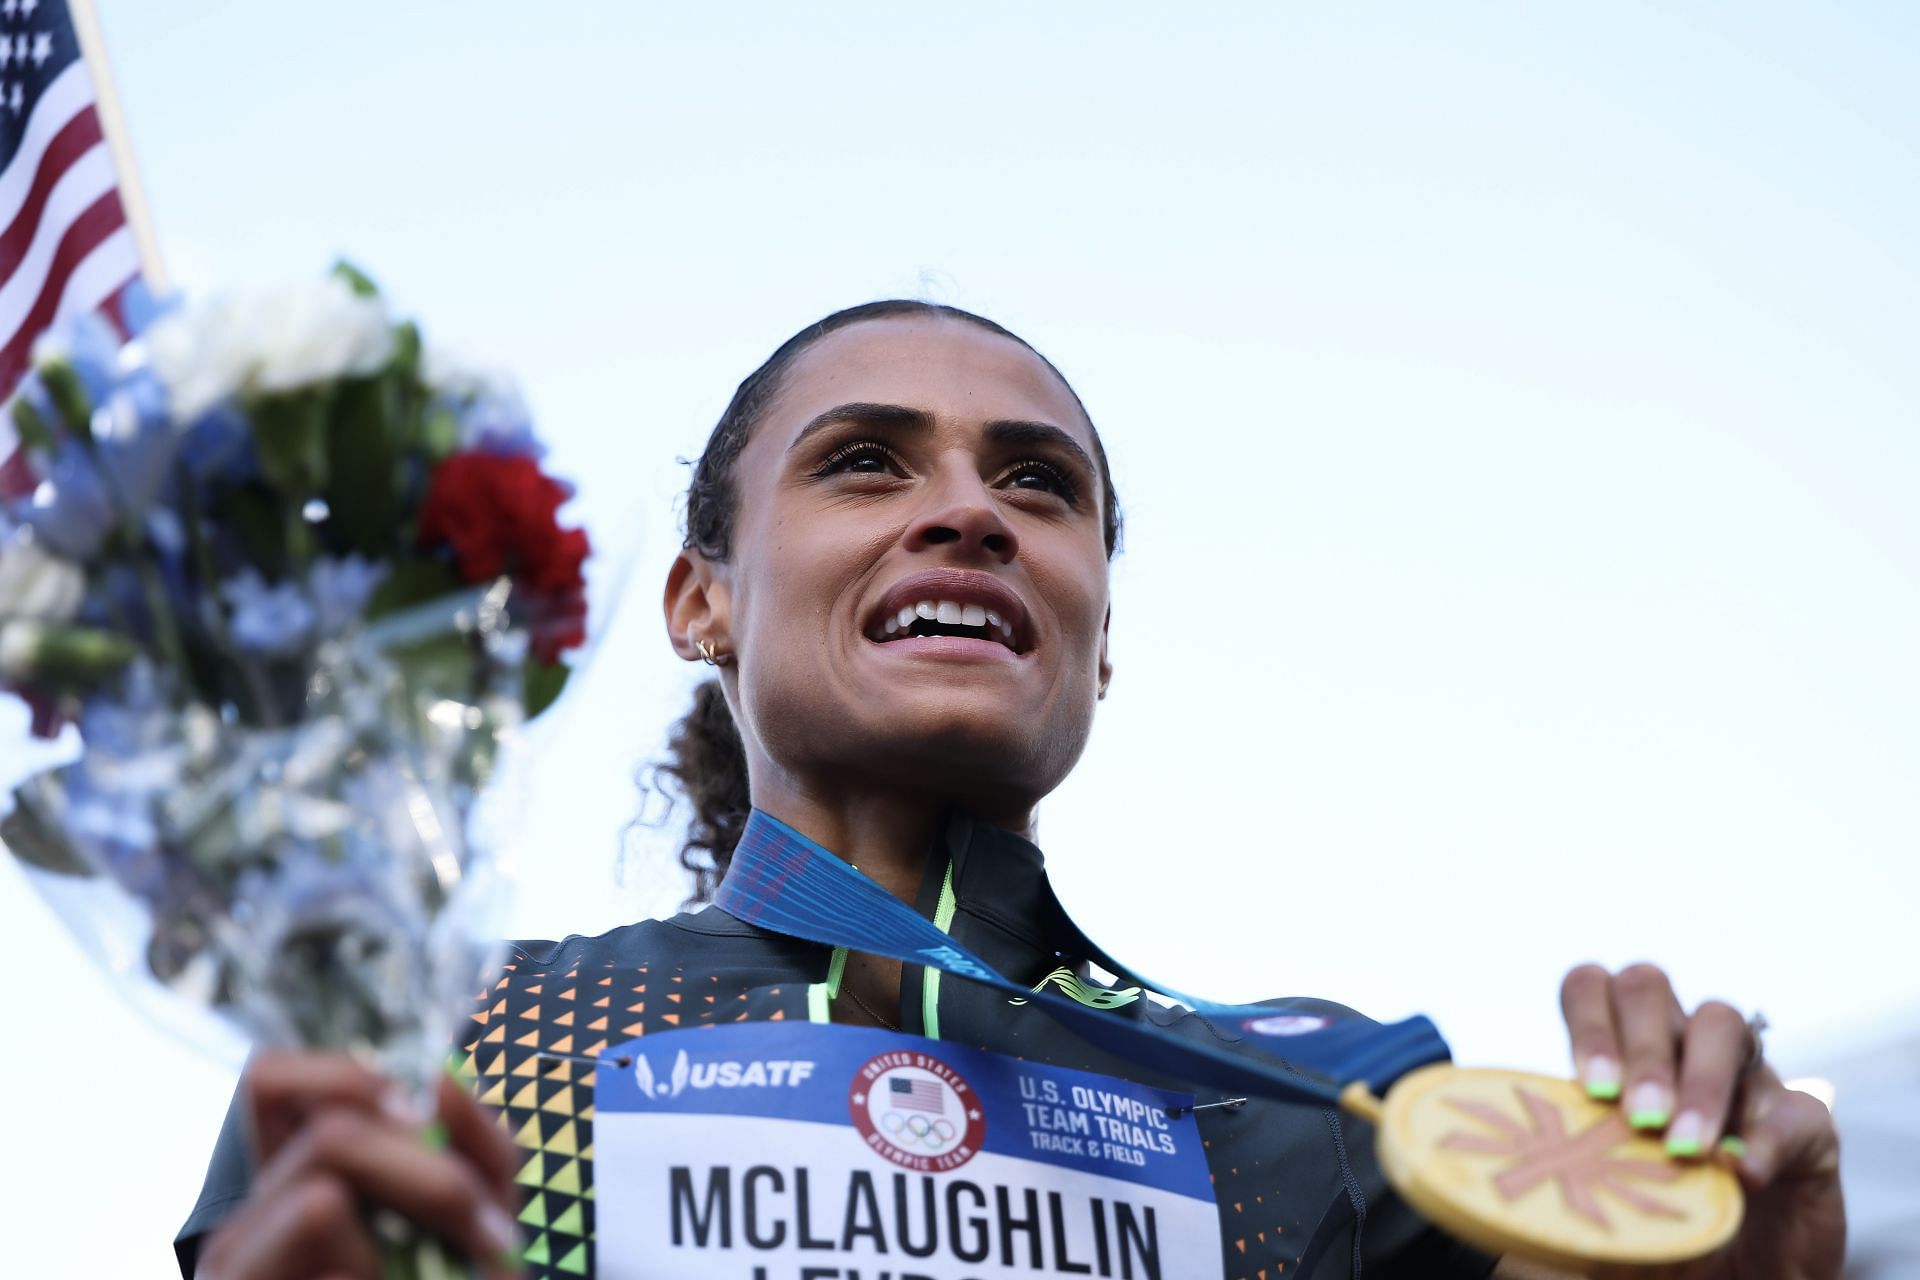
[0,265,589,1270]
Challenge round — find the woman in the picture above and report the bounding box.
[178,302,1845,1279]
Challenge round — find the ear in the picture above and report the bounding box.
[663,549,733,664]
[1096,605,1113,700]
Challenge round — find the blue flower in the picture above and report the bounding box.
[91,383,179,521]
[23,440,114,559]
[307,556,387,637]
[220,570,316,657]
[456,388,543,459]
[176,405,257,483]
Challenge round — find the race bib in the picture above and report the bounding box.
[594,1021,1223,1280]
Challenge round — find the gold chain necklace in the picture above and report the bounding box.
[839,984,900,1031]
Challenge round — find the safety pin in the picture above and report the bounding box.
[1166,1096,1248,1119]
[536,1049,631,1069]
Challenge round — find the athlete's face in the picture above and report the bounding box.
[665,316,1113,814]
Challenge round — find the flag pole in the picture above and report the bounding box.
[64,0,170,297]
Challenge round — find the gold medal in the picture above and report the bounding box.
[1342,1066,1743,1273]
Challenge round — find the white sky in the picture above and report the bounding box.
[1,4,1915,1275]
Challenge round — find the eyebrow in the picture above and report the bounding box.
[787,401,1098,479]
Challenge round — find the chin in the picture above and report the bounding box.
[854,696,1090,805]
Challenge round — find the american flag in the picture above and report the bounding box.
[889,1076,945,1115]
[0,0,142,490]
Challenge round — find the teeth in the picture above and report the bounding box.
[875,598,1021,649]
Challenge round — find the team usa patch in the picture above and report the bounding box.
[848,1050,988,1172]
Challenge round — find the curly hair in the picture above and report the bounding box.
[658,300,1123,901]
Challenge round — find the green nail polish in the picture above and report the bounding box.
[1584,1079,1622,1100]
[1665,1136,1704,1157]
[421,1120,450,1151]
[1718,1135,1747,1158]
[1628,1108,1670,1130]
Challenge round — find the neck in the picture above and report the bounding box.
[742,763,1037,1031]
[748,780,1031,904]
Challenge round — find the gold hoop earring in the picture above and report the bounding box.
[696,638,730,667]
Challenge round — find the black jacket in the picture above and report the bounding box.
[178,814,1494,1279]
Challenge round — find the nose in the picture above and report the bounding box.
[903,465,1019,565]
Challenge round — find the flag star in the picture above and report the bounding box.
[18,0,34,15]
[0,39,11,68]
[12,36,24,62]
[29,30,48,65]
[1,1,16,20]
[8,83,20,113]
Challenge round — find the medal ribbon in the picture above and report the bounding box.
[713,808,1451,1108]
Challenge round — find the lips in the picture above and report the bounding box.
[865,569,1031,655]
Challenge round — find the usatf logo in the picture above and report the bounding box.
[848,1050,986,1173]
[633,1050,815,1099]
[1242,1013,1331,1037]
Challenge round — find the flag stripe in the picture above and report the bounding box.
[0,141,118,347]
[53,221,135,326]
[0,106,104,271]
[0,186,125,391]
[0,60,94,234]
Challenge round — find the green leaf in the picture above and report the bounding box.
[323,375,400,556]
[388,631,477,703]
[389,320,421,376]
[419,406,461,461]
[210,481,291,579]
[26,624,138,687]
[0,791,95,879]
[524,660,570,719]
[367,558,463,619]
[38,360,92,438]
[9,395,54,453]
[250,390,330,494]
[330,260,381,298]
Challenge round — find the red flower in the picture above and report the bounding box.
[417,452,590,663]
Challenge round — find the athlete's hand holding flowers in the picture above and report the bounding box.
[0,266,590,1278]
[195,1054,524,1280]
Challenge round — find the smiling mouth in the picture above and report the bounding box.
[868,598,1022,653]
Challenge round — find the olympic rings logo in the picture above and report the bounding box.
[881,1111,959,1148]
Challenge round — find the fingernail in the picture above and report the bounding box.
[1582,1056,1622,1100]
[1718,1134,1747,1158]
[420,1120,450,1151]
[1626,1081,1671,1130]
[1665,1110,1708,1156]
[475,1201,518,1256]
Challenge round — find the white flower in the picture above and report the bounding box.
[145,276,396,420]
[420,342,513,402]
[0,538,86,622]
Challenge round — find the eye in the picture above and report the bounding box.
[999,460,1079,503]
[815,440,903,477]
